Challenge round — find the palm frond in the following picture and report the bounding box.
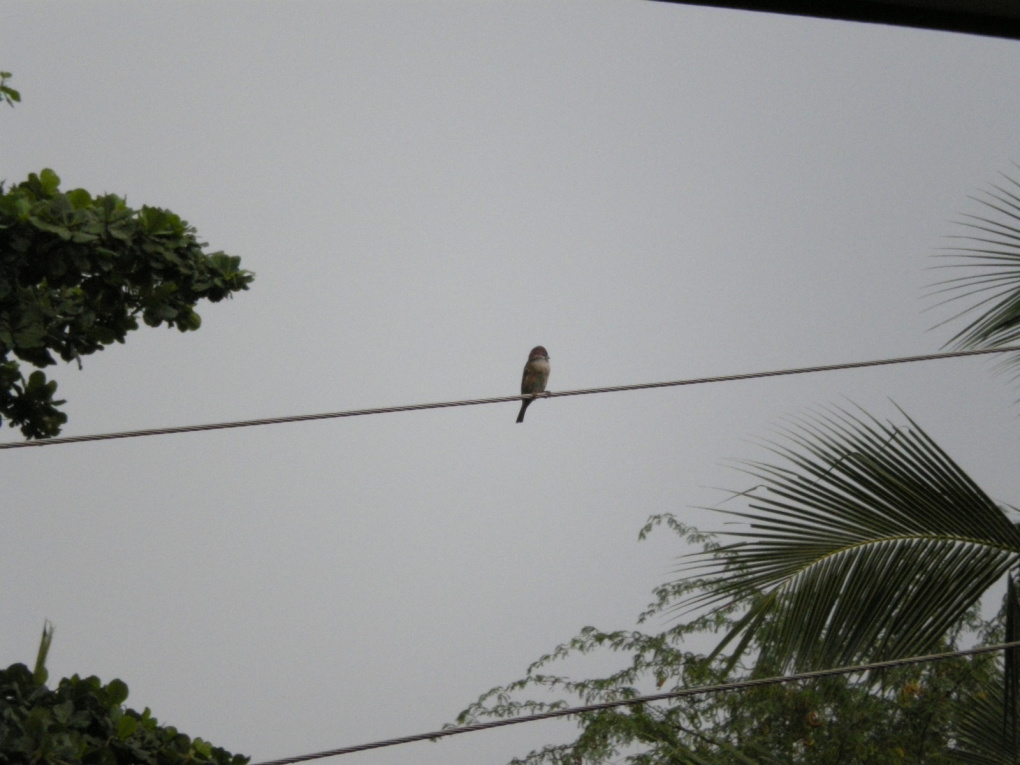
[681,404,1020,672]
[928,171,1020,375]
[952,680,1020,764]
[1005,575,1020,755]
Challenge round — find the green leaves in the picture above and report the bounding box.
[457,516,1003,765]
[0,660,249,765]
[21,169,62,198]
[683,405,1020,674]
[929,171,1020,379]
[0,169,254,438]
[0,364,67,439]
[32,622,54,686]
[0,71,20,107]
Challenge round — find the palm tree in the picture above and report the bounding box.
[683,171,1020,761]
[686,405,1020,671]
[931,170,1020,380]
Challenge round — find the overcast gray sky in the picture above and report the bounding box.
[3,2,1020,763]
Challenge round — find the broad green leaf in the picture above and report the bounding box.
[66,188,93,208]
[117,713,138,739]
[27,215,72,239]
[106,677,129,705]
[37,168,61,196]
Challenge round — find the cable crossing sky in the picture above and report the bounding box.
[1,344,1017,450]
[251,640,1020,765]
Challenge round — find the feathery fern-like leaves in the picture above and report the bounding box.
[929,170,1020,380]
[683,405,1020,673]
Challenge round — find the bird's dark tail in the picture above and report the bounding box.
[516,399,532,423]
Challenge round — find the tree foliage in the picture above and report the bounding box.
[0,626,249,765]
[457,408,1020,763]
[456,517,1005,764]
[682,405,1020,673]
[929,170,1020,380]
[0,168,253,438]
[0,71,20,108]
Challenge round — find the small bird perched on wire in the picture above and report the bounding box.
[517,346,550,423]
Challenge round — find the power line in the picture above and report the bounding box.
[250,640,1020,765]
[2,344,1018,451]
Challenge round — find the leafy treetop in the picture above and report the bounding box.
[456,516,1006,765]
[0,660,249,765]
[0,168,253,438]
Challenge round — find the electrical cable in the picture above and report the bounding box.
[250,639,1020,765]
[2,344,1018,450]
